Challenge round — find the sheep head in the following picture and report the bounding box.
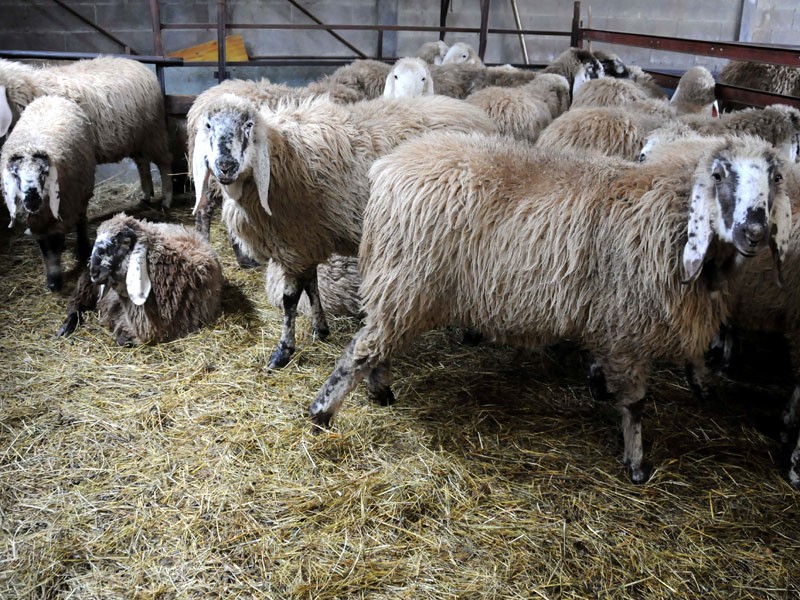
[1,150,60,227]
[192,95,272,215]
[90,215,151,306]
[441,42,482,66]
[682,136,791,286]
[384,57,434,98]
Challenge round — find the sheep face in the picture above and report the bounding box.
[571,53,604,98]
[203,108,255,186]
[192,100,272,216]
[1,152,60,224]
[441,42,480,66]
[683,142,790,283]
[90,225,136,287]
[384,58,434,98]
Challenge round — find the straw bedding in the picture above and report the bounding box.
[0,184,798,598]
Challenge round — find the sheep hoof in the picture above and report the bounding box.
[367,386,395,407]
[310,411,333,431]
[314,325,330,342]
[460,328,483,347]
[268,345,294,369]
[57,312,81,337]
[627,462,652,485]
[47,274,63,292]
[235,254,261,269]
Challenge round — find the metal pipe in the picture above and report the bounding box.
[217,0,227,82]
[478,0,492,61]
[570,1,581,48]
[148,0,165,95]
[509,0,528,65]
[284,0,367,58]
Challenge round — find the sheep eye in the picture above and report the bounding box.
[774,174,783,183]
[421,77,426,82]
[712,172,722,183]
[205,122,211,130]
[394,74,398,79]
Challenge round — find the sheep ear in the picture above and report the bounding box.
[571,67,589,101]
[191,126,210,214]
[710,100,720,119]
[383,73,395,98]
[682,179,717,283]
[126,240,151,306]
[252,118,272,216]
[1,167,19,227]
[46,163,60,220]
[424,74,435,96]
[768,186,792,288]
[0,86,12,137]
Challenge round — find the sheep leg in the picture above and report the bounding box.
[684,357,717,402]
[309,336,373,429]
[57,269,98,337]
[157,161,173,209]
[268,274,303,369]
[605,360,651,484]
[365,359,395,406]
[36,232,66,292]
[194,187,215,241]
[585,355,610,403]
[134,158,155,206]
[302,267,330,341]
[230,235,260,269]
[75,215,91,266]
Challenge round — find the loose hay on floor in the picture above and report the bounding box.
[0,184,798,598]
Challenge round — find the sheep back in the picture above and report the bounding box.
[719,61,800,98]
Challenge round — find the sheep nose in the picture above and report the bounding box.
[744,222,766,247]
[23,189,42,213]
[216,158,239,179]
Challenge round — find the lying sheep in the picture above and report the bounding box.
[191,93,496,368]
[383,57,434,98]
[58,213,223,345]
[309,131,790,485]
[0,57,173,208]
[441,42,483,65]
[1,96,94,291]
[466,73,570,143]
[414,40,449,65]
[719,61,800,99]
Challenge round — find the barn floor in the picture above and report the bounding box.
[0,184,798,599]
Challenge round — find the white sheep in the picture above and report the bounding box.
[1,95,94,291]
[191,92,496,369]
[0,56,173,208]
[308,131,791,485]
[58,213,223,345]
[465,73,570,143]
[441,42,483,66]
[414,40,449,65]
[383,57,434,98]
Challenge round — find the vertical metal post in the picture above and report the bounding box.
[478,0,491,61]
[148,0,165,95]
[439,0,451,42]
[217,0,227,82]
[570,1,582,48]
[509,0,528,65]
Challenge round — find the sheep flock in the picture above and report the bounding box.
[3,46,800,490]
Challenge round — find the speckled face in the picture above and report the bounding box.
[203,108,255,185]
[712,153,783,257]
[5,152,50,214]
[90,226,136,285]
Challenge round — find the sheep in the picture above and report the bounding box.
[591,49,630,78]
[641,104,800,164]
[414,40,449,65]
[669,66,719,118]
[307,59,392,103]
[191,92,497,369]
[0,56,173,208]
[383,57,434,98]
[537,66,719,161]
[541,48,604,98]
[719,61,800,99]
[308,131,791,485]
[264,255,362,318]
[58,213,223,345]
[570,76,653,109]
[465,73,570,143]
[441,42,483,66]
[1,95,94,291]
[628,65,669,100]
